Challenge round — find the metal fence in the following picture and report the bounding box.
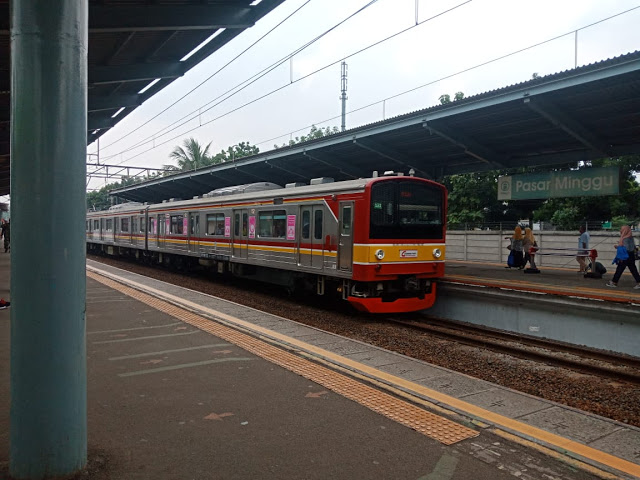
[447,220,640,232]
[445,229,638,269]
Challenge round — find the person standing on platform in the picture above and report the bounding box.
[1,218,9,253]
[505,226,525,269]
[576,225,590,273]
[522,227,538,270]
[606,225,640,289]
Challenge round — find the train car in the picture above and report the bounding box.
[86,172,447,313]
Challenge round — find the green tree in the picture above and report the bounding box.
[169,137,212,171]
[86,176,145,211]
[438,94,451,105]
[86,188,110,211]
[211,141,260,163]
[274,125,339,149]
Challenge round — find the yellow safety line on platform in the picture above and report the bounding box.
[445,273,640,303]
[87,269,477,446]
[86,266,640,477]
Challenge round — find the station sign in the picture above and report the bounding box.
[497,167,619,200]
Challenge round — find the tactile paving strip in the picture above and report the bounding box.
[88,271,479,445]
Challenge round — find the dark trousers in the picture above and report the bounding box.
[611,257,640,284]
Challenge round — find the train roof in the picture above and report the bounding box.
[87,174,440,215]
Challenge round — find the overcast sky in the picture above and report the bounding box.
[85,0,640,192]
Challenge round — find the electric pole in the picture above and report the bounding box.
[340,61,348,132]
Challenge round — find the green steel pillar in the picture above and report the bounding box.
[10,0,88,477]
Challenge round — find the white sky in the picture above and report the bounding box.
[84,0,640,192]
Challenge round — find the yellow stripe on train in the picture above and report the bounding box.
[352,244,446,263]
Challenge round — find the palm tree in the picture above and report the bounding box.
[169,138,212,171]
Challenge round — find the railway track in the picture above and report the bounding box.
[388,317,640,386]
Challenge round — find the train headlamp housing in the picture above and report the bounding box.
[375,249,385,260]
[432,248,442,259]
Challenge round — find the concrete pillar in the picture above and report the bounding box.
[10,0,88,477]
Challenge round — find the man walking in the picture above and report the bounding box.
[1,218,10,252]
[576,225,590,273]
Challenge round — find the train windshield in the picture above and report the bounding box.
[370,180,444,239]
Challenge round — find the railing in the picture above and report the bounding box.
[446,230,636,268]
[447,221,639,232]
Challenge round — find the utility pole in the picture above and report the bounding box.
[340,61,348,132]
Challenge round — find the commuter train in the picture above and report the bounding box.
[86,172,447,313]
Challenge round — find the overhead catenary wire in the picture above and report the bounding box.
[99,3,639,169]
[98,0,315,152]
[100,0,472,165]
[98,0,377,154]
[256,4,640,148]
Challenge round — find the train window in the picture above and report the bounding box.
[170,215,183,234]
[86,221,89,232]
[234,213,240,236]
[131,217,138,233]
[314,210,323,240]
[301,210,311,239]
[94,220,99,230]
[341,206,352,235]
[242,213,248,237]
[258,210,286,238]
[258,212,272,237]
[140,217,146,233]
[206,214,225,236]
[370,180,444,239]
[106,219,113,231]
[121,218,129,233]
[148,217,154,233]
[191,215,199,235]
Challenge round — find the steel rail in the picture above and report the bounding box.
[389,317,640,386]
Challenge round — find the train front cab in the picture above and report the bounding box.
[342,177,446,314]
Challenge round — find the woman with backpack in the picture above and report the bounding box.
[605,225,640,289]
[505,226,525,269]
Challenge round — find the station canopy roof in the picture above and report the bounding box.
[109,50,640,204]
[0,0,288,196]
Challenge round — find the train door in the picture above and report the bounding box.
[338,201,354,272]
[298,205,324,269]
[157,214,166,248]
[126,216,133,244]
[232,209,248,259]
[140,215,147,249]
[108,217,115,243]
[188,212,200,253]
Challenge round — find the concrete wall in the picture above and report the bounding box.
[430,285,640,356]
[446,230,637,268]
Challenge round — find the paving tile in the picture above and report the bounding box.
[320,340,374,356]
[376,361,443,381]
[588,428,640,465]
[461,388,552,418]
[342,350,407,368]
[518,406,622,444]
[416,374,494,398]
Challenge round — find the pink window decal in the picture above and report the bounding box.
[248,216,256,239]
[224,217,231,237]
[286,215,296,240]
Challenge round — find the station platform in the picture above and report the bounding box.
[1,255,639,479]
[444,260,640,306]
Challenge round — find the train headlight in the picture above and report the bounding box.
[432,248,442,259]
[375,249,385,260]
